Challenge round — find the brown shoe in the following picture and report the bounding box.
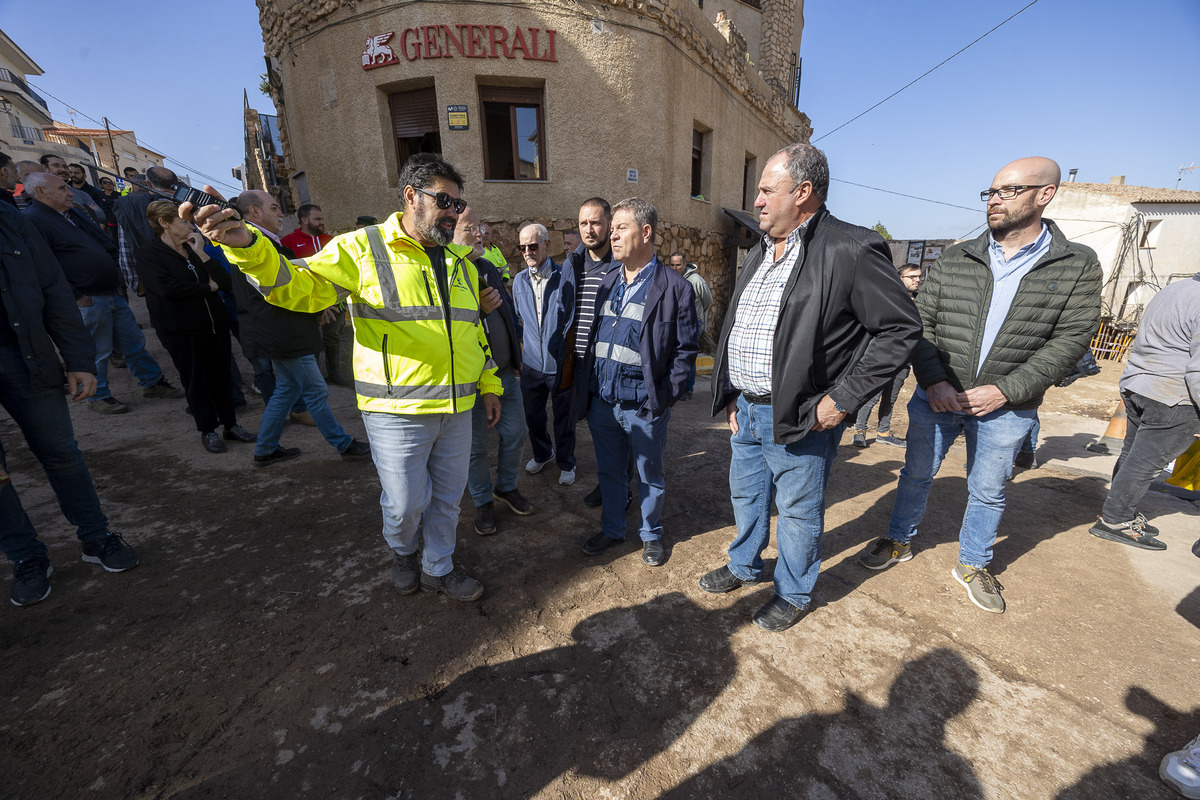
[289,410,316,426]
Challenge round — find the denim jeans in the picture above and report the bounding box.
[251,356,306,414]
[1101,391,1200,523]
[78,293,162,401]
[726,395,842,609]
[255,355,353,456]
[855,366,909,432]
[588,397,671,542]
[886,392,1037,568]
[1020,412,1041,454]
[0,344,109,562]
[469,368,527,506]
[362,409,472,578]
[521,367,576,470]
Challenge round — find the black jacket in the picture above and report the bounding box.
[113,191,158,257]
[0,201,96,387]
[475,257,521,372]
[134,237,231,336]
[228,236,323,359]
[23,201,122,298]
[711,206,923,444]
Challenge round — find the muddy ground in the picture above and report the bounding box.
[2,306,1198,800]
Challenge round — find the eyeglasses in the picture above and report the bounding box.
[413,187,467,214]
[980,184,1052,201]
[516,243,543,253]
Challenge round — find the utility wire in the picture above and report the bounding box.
[28,80,243,194]
[831,177,981,213]
[813,0,1040,143]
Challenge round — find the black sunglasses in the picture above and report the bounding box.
[414,187,467,214]
[516,243,543,253]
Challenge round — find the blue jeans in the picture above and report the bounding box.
[469,368,527,506]
[1020,412,1040,454]
[886,392,1037,568]
[78,293,162,401]
[726,396,842,609]
[362,409,472,578]
[588,397,671,542]
[251,356,306,414]
[255,355,352,456]
[0,344,109,562]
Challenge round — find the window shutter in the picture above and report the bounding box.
[389,88,439,137]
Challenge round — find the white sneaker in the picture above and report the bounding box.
[559,468,576,486]
[525,457,552,474]
[1162,734,1200,799]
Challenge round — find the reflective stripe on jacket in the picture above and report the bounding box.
[221,211,501,414]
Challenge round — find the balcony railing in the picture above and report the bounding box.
[0,68,50,111]
[10,123,45,141]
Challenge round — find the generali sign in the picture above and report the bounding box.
[362,26,557,69]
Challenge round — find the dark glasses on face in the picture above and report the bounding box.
[414,186,467,214]
[516,243,542,253]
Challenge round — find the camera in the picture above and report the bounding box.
[171,185,242,220]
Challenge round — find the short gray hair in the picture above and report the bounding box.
[775,143,830,201]
[612,197,658,237]
[519,222,549,242]
[22,171,58,194]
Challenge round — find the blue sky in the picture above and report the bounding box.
[3,0,1197,239]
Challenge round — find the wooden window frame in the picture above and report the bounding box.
[479,86,547,182]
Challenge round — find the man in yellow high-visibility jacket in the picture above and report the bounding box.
[189,154,501,602]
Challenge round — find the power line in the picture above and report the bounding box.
[831,177,982,213]
[27,80,243,194]
[813,0,1040,143]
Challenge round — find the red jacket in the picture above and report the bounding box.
[279,230,332,259]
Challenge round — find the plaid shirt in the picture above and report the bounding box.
[116,225,139,293]
[726,222,808,396]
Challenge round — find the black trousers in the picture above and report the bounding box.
[1102,390,1200,523]
[521,367,577,470]
[158,329,237,434]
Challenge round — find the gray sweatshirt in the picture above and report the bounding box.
[1119,274,1200,407]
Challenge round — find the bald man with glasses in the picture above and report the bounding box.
[858,157,1101,615]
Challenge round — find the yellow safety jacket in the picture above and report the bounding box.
[483,245,510,281]
[220,211,501,415]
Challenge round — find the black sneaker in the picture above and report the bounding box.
[392,551,420,594]
[1014,450,1037,469]
[852,431,867,448]
[255,446,301,466]
[143,378,185,399]
[582,531,623,556]
[857,537,914,571]
[11,556,52,606]
[81,532,139,572]
[876,433,906,448]
[583,485,602,508]
[89,397,129,414]
[474,502,497,536]
[493,488,534,515]
[340,439,371,460]
[1089,517,1167,551]
[420,567,484,601]
[201,432,226,453]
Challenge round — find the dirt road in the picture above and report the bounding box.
[2,321,1197,799]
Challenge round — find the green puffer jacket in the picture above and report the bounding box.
[911,220,1102,410]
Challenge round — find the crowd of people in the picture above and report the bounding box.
[1,145,1197,629]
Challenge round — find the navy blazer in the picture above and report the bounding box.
[576,258,699,420]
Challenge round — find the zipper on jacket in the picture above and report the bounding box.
[444,256,458,413]
[421,272,434,306]
[381,333,392,393]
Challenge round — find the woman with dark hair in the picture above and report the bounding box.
[134,199,255,453]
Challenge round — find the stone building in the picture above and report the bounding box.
[253,0,810,340]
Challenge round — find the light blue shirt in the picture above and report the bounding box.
[976,223,1052,375]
